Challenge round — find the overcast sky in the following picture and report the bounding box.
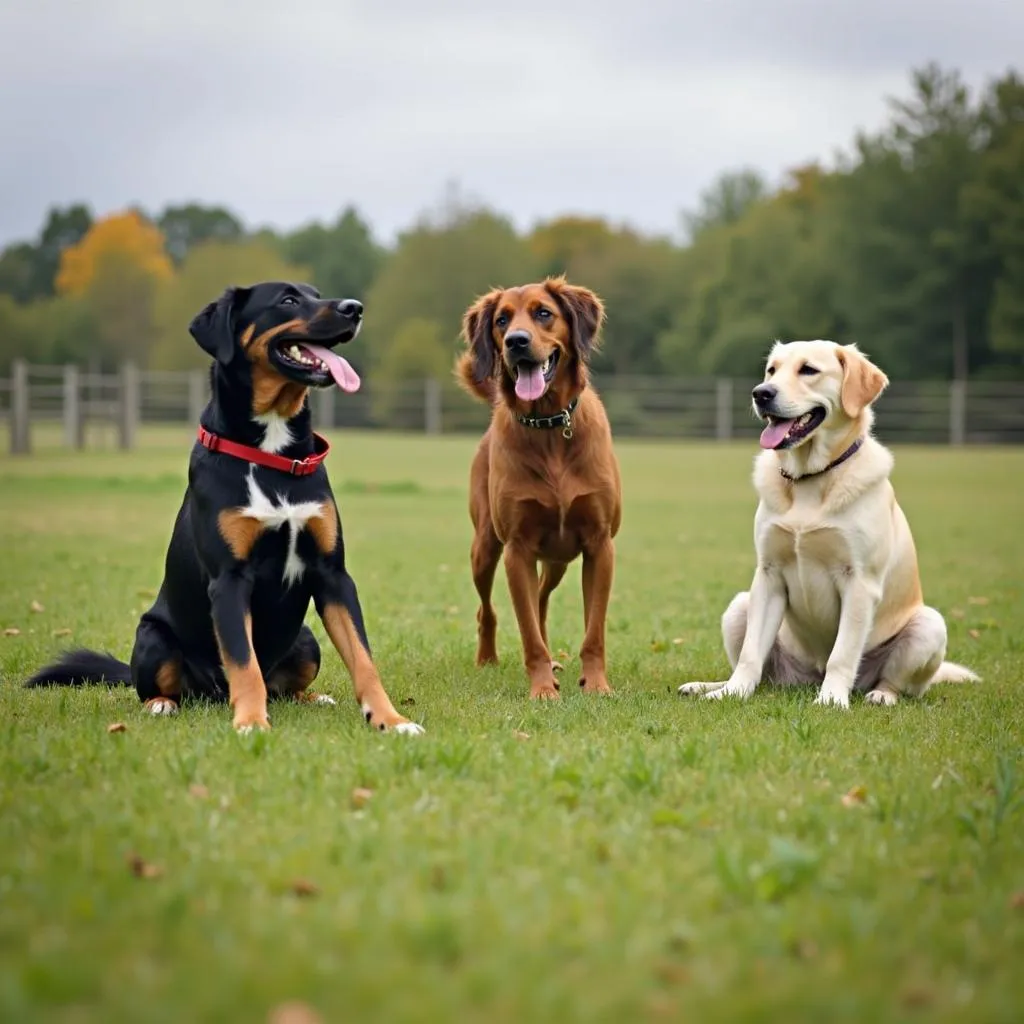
[1,0,1020,248]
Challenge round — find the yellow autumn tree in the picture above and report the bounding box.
[54,211,174,367]
[56,211,173,296]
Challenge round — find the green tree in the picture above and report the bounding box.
[682,168,768,242]
[281,207,383,301]
[158,204,245,264]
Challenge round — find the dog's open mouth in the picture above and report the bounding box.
[513,350,559,401]
[271,338,361,392]
[759,407,827,450]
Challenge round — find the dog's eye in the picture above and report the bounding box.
[798,364,819,376]
[534,307,552,321]
[766,366,776,377]
[494,313,509,329]
[280,295,299,307]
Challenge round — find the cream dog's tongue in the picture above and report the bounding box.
[760,419,794,449]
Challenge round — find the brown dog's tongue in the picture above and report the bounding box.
[760,419,794,449]
[297,344,361,393]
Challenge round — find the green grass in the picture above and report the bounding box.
[1,427,1022,1024]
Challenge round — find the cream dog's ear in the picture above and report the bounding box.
[838,345,889,417]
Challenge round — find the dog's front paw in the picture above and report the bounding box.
[361,702,425,735]
[579,671,613,695]
[813,686,850,709]
[233,711,271,733]
[678,681,727,697]
[703,680,756,701]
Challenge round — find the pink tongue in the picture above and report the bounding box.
[298,343,361,393]
[514,364,546,401]
[760,419,795,449]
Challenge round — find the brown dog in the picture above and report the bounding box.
[455,277,622,699]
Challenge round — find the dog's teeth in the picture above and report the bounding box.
[289,345,302,359]
[541,356,551,373]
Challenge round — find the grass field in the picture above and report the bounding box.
[1,427,1022,1024]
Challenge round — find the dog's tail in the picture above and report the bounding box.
[931,661,981,685]
[24,649,132,688]
[454,353,496,405]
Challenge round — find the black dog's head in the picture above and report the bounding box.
[190,282,364,417]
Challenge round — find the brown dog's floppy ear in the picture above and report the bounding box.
[838,344,889,417]
[545,276,605,359]
[189,286,251,365]
[461,290,500,386]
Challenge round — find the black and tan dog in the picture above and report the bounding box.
[26,281,424,735]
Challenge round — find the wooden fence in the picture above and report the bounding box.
[2,360,1023,452]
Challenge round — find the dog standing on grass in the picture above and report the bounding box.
[456,277,622,699]
[25,282,424,736]
[679,340,978,708]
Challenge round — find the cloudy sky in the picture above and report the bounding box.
[1,0,1020,247]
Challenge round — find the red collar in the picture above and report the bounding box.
[196,425,330,476]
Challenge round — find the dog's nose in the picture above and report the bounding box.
[504,330,531,350]
[336,299,363,321]
[752,383,777,408]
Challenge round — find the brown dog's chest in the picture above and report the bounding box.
[492,473,618,561]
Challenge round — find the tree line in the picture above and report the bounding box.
[1,65,1021,383]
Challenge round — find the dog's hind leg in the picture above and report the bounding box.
[266,625,332,705]
[130,618,183,717]
[862,606,965,706]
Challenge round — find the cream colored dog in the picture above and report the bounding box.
[679,340,978,708]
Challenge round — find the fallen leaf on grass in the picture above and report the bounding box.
[967,596,990,606]
[126,853,163,879]
[968,629,980,640]
[3,628,20,637]
[512,730,531,741]
[107,722,127,734]
[650,640,669,653]
[289,879,319,898]
[136,588,156,598]
[399,696,416,707]
[1010,892,1024,911]
[267,1002,323,1024]
[189,783,209,799]
[30,600,44,614]
[52,628,72,638]
[350,787,373,809]
[841,785,867,808]
[671,637,685,646]
[949,608,965,620]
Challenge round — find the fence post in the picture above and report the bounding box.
[949,379,966,446]
[10,359,30,455]
[424,377,442,435]
[63,364,84,449]
[119,362,139,450]
[715,378,733,442]
[187,370,206,424]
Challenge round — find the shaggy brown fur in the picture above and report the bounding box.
[455,276,622,699]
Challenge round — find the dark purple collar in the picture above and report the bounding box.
[780,437,864,482]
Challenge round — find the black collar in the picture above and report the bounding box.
[516,396,579,439]
[780,437,864,482]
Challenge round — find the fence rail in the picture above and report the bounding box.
[2,361,1024,453]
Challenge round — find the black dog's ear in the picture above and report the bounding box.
[189,286,251,365]
[461,289,501,386]
[544,276,605,360]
